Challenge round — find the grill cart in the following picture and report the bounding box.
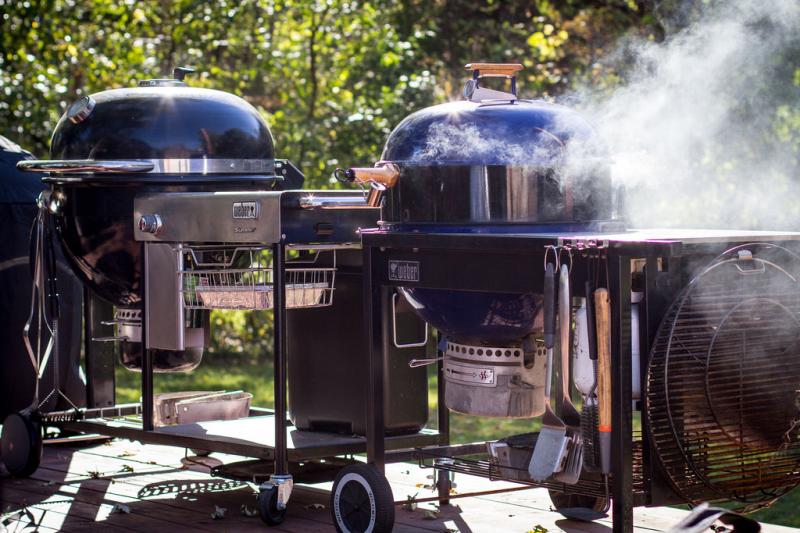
[357,229,800,532]
[1,184,447,527]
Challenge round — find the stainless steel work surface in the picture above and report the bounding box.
[134,191,284,244]
[551,228,800,245]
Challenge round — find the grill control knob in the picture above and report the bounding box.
[138,214,163,235]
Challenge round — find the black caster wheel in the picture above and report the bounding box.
[1,411,42,478]
[331,463,394,533]
[548,489,608,522]
[258,485,287,526]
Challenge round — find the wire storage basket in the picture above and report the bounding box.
[181,246,336,310]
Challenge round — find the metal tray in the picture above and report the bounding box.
[194,282,329,310]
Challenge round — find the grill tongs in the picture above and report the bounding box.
[553,263,584,484]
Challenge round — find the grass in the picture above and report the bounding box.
[115,355,800,527]
[115,352,539,444]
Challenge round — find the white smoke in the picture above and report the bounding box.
[411,121,564,167]
[567,0,800,229]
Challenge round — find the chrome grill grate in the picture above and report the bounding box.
[646,246,800,511]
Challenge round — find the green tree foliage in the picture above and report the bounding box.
[0,0,441,177]
[3,0,799,353]
[1,0,655,173]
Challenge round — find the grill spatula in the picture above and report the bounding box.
[529,261,569,481]
[554,264,584,484]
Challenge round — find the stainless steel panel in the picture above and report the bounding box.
[134,191,283,244]
[144,242,185,351]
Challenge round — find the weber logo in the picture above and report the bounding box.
[388,260,420,282]
[232,201,259,220]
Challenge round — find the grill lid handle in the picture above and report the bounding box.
[464,62,523,100]
[173,66,195,81]
[138,66,195,87]
[465,62,524,78]
[335,163,400,188]
[17,159,155,173]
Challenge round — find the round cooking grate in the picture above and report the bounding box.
[646,245,800,510]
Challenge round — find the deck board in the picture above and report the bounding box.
[1,438,795,532]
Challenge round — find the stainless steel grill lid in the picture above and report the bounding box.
[340,63,615,227]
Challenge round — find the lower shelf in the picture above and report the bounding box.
[60,413,442,462]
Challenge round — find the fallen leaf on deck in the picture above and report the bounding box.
[240,504,258,517]
[422,509,439,520]
[120,465,134,473]
[211,505,227,519]
[304,503,326,511]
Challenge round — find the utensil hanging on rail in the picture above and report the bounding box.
[579,278,601,472]
[594,287,612,475]
[554,263,583,484]
[529,259,569,481]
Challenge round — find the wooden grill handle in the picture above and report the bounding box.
[594,288,612,432]
[465,63,524,78]
[338,163,400,188]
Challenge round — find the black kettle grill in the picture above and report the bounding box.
[17,68,303,373]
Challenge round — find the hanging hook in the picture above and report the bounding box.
[561,245,573,276]
[544,245,559,271]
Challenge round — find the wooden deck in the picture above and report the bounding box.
[1,437,795,532]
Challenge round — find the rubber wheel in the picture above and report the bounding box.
[1,412,42,478]
[258,485,287,526]
[548,489,608,521]
[331,463,394,533]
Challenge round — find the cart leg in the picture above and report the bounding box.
[609,255,633,533]
[436,337,451,505]
[364,246,386,471]
[259,242,291,526]
[272,242,289,478]
[84,289,115,409]
[142,244,154,431]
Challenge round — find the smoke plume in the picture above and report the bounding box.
[567,0,800,230]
